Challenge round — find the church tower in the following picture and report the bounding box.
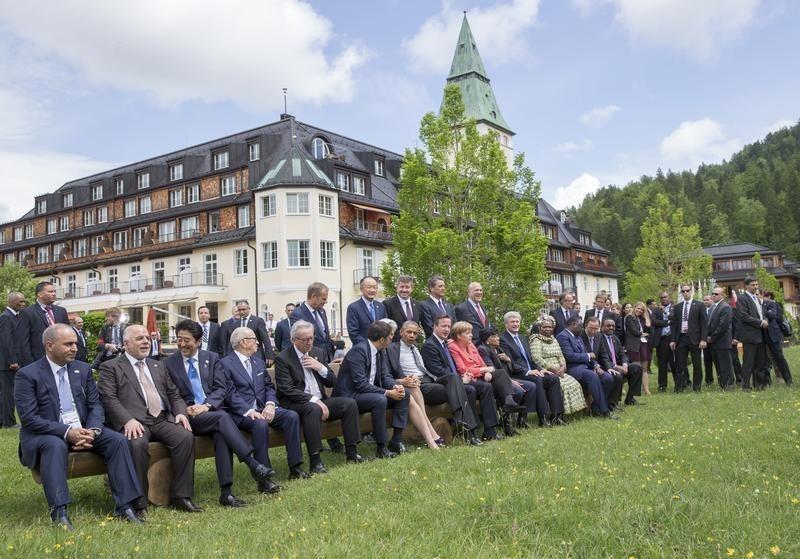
[445,13,515,167]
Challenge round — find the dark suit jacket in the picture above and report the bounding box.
[219,351,277,416]
[273,319,292,353]
[649,306,671,347]
[385,341,436,382]
[556,329,596,372]
[0,309,20,369]
[623,315,651,353]
[274,345,333,405]
[499,330,542,379]
[289,304,335,363]
[582,332,610,364]
[420,335,459,379]
[383,296,423,341]
[219,315,274,361]
[707,301,733,349]
[549,307,577,336]
[15,358,104,468]
[346,298,387,346]
[583,308,618,328]
[670,299,708,346]
[97,354,187,431]
[199,321,221,355]
[476,343,515,377]
[596,333,629,370]
[163,350,229,408]
[763,300,785,344]
[454,300,492,343]
[333,341,394,398]
[419,297,456,338]
[72,327,88,362]
[19,303,69,366]
[735,292,765,344]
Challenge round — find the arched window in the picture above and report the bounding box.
[312,137,330,160]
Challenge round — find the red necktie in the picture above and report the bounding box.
[476,305,486,327]
[45,306,55,326]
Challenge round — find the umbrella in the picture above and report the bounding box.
[146,308,157,335]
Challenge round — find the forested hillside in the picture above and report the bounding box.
[572,121,800,274]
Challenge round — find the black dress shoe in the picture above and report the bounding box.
[289,466,310,480]
[258,480,282,494]
[170,497,205,512]
[468,436,483,446]
[538,417,552,428]
[135,508,147,520]
[50,506,73,530]
[327,438,344,453]
[517,415,530,429]
[551,415,568,426]
[376,447,397,459]
[250,464,275,484]
[502,414,518,436]
[219,494,246,508]
[310,462,328,475]
[434,437,446,447]
[387,441,406,454]
[114,506,145,524]
[481,431,504,441]
[346,453,366,464]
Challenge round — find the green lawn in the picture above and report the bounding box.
[1,350,798,559]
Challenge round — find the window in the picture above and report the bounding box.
[153,261,165,288]
[130,264,141,277]
[18,249,29,264]
[74,238,87,257]
[37,246,49,264]
[53,243,66,260]
[204,254,218,284]
[180,216,198,239]
[261,194,276,217]
[287,240,310,267]
[208,211,220,233]
[286,193,309,215]
[248,142,260,161]
[563,275,575,290]
[169,162,183,181]
[234,248,248,275]
[66,275,76,297]
[113,230,128,250]
[108,268,118,290]
[158,221,176,242]
[59,216,69,232]
[320,240,335,268]
[579,233,591,245]
[133,226,148,247]
[179,257,191,271]
[0,231,4,245]
[97,207,108,223]
[237,206,250,228]
[312,137,330,160]
[139,196,151,214]
[37,199,47,214]
[547,248,565,263]
[169,189,183,208]
[374,158,385,177]
[4,253,14,264]
[90,236,102,255]
[336,172,349,191]
[25,224,34,239]
[137,172,150,189]
[63,193,73,208]
[355,208,366,229]
[47,219,56,235]
[352,176,365,196]
[14,227,22,241]
[92,184,103,201]
[213,151,229,170]
[358,248,375,276]
[187,184,200,204]
[83,210,94,226]
[221,176,236,196]
[262,241,278,270]
[432,198,441,215]
[121,199,135,218]
[319,195,333,217]
[115,178,124,195]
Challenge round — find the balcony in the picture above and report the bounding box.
[60,271,225,299]
[348,220,392,242]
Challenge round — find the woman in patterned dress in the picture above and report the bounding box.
[530,315,587,415]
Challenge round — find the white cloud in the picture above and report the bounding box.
[763,118,796,135]
[660,118,741,166]
[580,104,620,127]
[403,0,541,75]
[0,0,369,111]
[553,139,593,154]
[553,173,602,209]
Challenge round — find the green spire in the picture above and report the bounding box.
[445,13,513,135]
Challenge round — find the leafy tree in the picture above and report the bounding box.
[383,84,549,323]
[625,194,712,301]
[0,262,38,302]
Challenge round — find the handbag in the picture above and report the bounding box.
[780,318,792,337]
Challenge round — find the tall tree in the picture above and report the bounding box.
[0,262,38,302]
[625,194,712,301]
[383,84,548,323]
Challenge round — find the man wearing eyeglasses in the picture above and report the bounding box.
[669,284,708,392]
[650,291,676,392]
[706,288,734,389]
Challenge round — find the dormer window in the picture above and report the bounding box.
[312,137,331,160]
[248,141,260,162]
[63,192,73,208]
[169,162,184,181]
[137,172,150,189]
[36,200,46,214]
[91,183,103,201]
[213,150,229,170]
[560,211,567,223]
[374,157,385,177]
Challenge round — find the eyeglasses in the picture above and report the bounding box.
[243,337,257,341]
[295,336,314,342]
[680,289,691,293]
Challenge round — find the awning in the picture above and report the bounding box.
[348,202,391,215]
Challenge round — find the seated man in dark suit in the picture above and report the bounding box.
[332,321,410,458]
[455,282,492,343]
[384,275,423,342]
[598,318,643,406]
[164,320,277,506]
[16,324,142,528]
[549,292,577,336]
[347,276,387,346]
[18,281,70,367]
[419,275,456,338]
[582,317,624,411]
[274,320,364,472]
[197,306,222,354]
[273,303,296,353]
[556,317,616,419]
[219,327,307,489]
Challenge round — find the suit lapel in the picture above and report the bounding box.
[120,357,147,404]
[148,360,169,405]
[39,360,61,418]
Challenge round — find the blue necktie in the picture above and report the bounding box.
[441,342,458,374]
[187,357,205,404]
[369,302,376,320]
[514,335,532,370]
[57,367,74,413]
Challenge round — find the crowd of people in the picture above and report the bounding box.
[0,273,792,529]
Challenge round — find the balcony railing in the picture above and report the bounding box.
[349,220,392,241]
[60,271,225,299]
[352,268,380,285]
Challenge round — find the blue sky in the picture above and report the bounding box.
[0,0,798,221]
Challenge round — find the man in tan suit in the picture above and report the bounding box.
[98,324,202,515]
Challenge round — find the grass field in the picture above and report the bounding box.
[0,349,798,558]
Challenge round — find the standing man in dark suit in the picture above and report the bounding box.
[762,291,792,385]
[736,278,769,390]
[290,282,336,364]
[598,318,643,406]
[651,291,676,392]
[0,291,25,427]
[419,275,456,338]
[197,306,221,355]
[706,287,734,389]
[669,284,708,392]
[219,300,274,365]
[455,282,492,343]
[346,276,387,345]
[94,308,125,367]
[332,321,410,458]
[97,324,202,514]
[18,281,70,366]
[15,324,143,528]
[165,320,277,506]
[274,320,364,473]
[71,316,88,363]
[583,294,617,329]
[384,275,423,342]
[549,292,577,336]
[273,303,296,353]
[702,295,715,385]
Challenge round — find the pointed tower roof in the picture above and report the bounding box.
[253,135,334,191]
[445,13,513,135]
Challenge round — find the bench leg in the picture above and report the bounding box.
[147,455,174,507]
